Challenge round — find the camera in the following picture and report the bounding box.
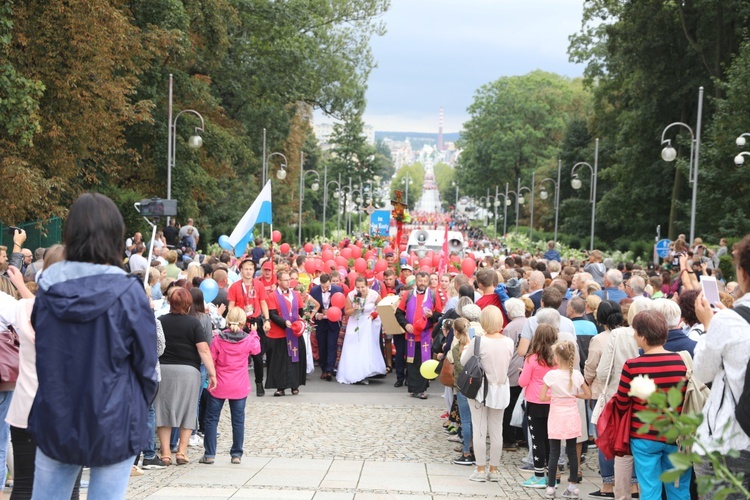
[6,226,21,237]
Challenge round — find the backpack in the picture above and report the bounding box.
[457,336,488,403]
[676,350,710,416]
[733,306,750,436]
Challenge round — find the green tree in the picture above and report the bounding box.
[390,163,425,210]
[433,162,455,210]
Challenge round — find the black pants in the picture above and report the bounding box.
[527,402,550,478]
[10,426,82,499]
[406,346,428,394]
[249,318,267,384]
[503,385,525,444]
[393,335,406,382]
[548,437,578,488]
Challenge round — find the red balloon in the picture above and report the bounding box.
[304,260,316,274]
[326,306,342,322]
[410,255,420,266]
[374,259,388,273]
[304,243,313,253]
[325,260,337,271]
[364,250,375,260]
[315,260,324,271]
[399,244,406,252]
[376,271,384,281]
[354,240,363,248]
[426,250,434,257]
[450,254,461,263]
[347,271,358,288]
[419,265,432,273]
[272,230,282,243]
[432,254,441,268]
[420,257,432,269]
[280,243,290,254]
[461,258,477,278]
[341,247,352,259]
[354,258,367,273]
[351,246,362,259]
[321,250,334,262]
[321,244,331,251]
[335,256,347,267]
[330,292,346,309]
[384,246,393,255]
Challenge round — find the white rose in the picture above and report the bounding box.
[629,374,657,400]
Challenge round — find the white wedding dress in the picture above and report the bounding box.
[336,289,386,384]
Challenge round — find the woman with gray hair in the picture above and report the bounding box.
[651,298,697,357]
[502,298,527,449]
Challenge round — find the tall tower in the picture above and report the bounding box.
[437,107,444,151]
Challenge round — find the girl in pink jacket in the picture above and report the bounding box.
[200,308,261,464]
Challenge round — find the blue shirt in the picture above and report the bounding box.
[594,287,628,304]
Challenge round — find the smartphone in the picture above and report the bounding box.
[468,327,476,339]
[700,275,720,309]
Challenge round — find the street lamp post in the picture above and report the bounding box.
[571,138,600,251]
[260,127,289,238]
[504,182,516,237]
[403,174,412,206]
[298,151,320,247]
[322,165,341,241]
[538,159,561,243]
[167,73,205,225]
[452,181,459,217]
[517,178,532,242]
[659,87,704,244]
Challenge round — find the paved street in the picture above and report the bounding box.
[122,368,605,499]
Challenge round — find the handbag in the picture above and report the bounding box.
[510,388,526,428]
[0,328,20,383]
[591,348,616,425]
[438,356,454,387]
[596,396,633,460]
[457,337,487,402]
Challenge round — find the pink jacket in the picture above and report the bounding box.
[518,353,555,405]
[209,331,261,400]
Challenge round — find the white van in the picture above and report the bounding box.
[406,228,465,258]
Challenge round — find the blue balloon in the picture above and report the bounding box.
[199,278,219,303]
[218,235,232,251]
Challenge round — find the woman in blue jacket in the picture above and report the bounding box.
[30,193,158,499]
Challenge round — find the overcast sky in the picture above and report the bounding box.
[357,0,586,133]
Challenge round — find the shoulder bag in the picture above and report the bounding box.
[0,327,20,383]
[591,347,616,425]
[457,337,488,403]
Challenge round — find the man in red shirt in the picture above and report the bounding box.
[227,258,270,396]
[395,271,442,398]
[258,259,277,295]
[266,271,306,396]
[475,268,510,327]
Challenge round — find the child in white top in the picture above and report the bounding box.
[540,340,591,499]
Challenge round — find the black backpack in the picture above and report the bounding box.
[733,306,750,436]
[457,336,488,403]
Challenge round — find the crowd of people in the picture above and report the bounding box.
[0,193,748,499]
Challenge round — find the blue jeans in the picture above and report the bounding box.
[595,424,614,484]
[631,438,690,500]
[143,404,156,460]
[193,365,208,437]
[0,391,13,491]
[32,449,134,500]
[456,392,473,455]
[203,394,246,459]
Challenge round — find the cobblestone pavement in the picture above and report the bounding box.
[126,372,604,499]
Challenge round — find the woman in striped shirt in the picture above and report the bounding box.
[613,309,690,500]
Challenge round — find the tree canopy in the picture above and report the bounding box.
[0,0,389,243]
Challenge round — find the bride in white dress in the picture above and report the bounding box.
[337,276,386,384]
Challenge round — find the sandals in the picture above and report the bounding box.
[291,389,299,395]
[412,392,428,399]
[231,456,241,464]
[273,390,285,397]
[385,366,393,374]
[175,452,190,465]
[161,456,173,466]
[199,456,214,464]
